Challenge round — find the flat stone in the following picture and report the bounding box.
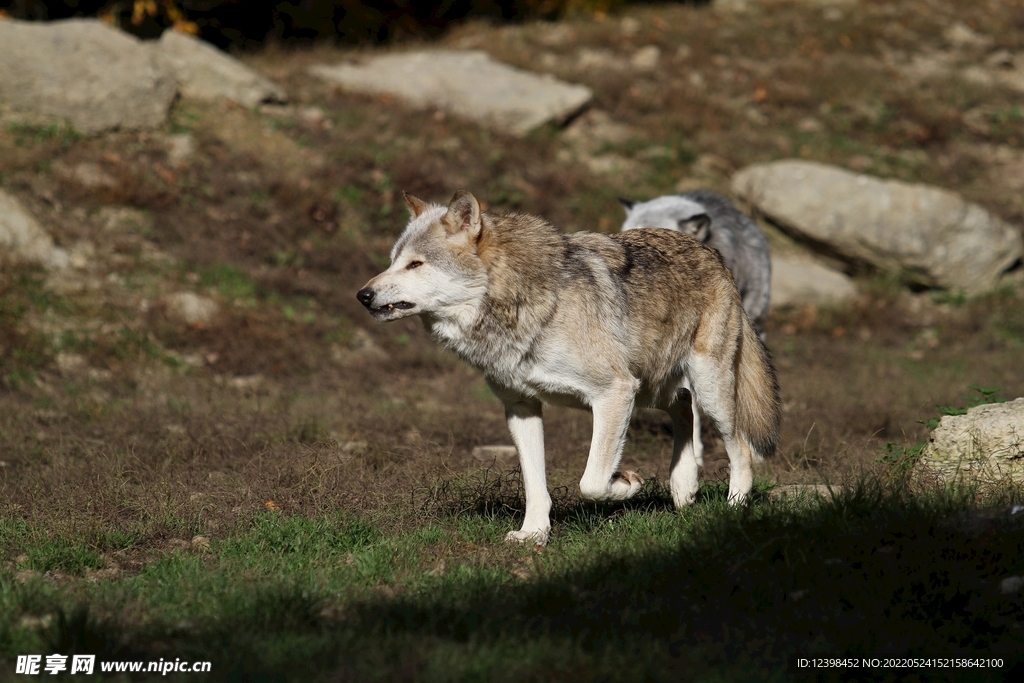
[770,252,857,308]
[310,50,592,136]
[0,18,176,134]
[0,189,69,269]
[472,445,519,463]
[154,29,286,107]
[732,160,1023,294]
[919,398,1024,484]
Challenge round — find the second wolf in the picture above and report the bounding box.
[620,189,771,335]
[358,191,781,545]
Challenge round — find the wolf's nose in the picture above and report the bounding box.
[356,288,375,308]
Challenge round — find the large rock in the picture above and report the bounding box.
[0,19,176,134]
[310,50,592,136]
[0,189,69,269]
[770,252,857,308]
[154,30,286,107]
[732,161,1024,294]
[919,398,1024,484]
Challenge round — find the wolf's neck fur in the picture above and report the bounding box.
[427,211,564,382]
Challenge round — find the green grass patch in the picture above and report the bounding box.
[3,482,1022,680]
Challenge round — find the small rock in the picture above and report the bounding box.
[0,188,69,270]
[165,291,219,325]
[797,116,823,132]
[472,445,519,464]
[165,133,195,168]
[228,374,264,393]
[630,45,661,72]
[577,48,624,72]
[340,440,370,456]
[1000,576,1024,595]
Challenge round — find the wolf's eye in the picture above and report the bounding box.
[406,260,423,269]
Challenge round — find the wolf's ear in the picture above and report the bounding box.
[443,190,482,241]
[403,192,429,218]
[678,213,711,241]
[618,197,637,213]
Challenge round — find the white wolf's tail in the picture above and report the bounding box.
[735,319,781,460]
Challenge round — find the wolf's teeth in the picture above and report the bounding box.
[388,304,394,309]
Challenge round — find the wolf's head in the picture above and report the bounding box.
[619,196,711,242]
[357,190,489,323]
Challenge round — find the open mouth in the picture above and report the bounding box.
[370,301,415,315]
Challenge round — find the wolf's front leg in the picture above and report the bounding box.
[578,379,644,501]
[504,399,551,545]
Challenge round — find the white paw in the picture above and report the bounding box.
[505,528,550,546]
[727,490,748,506]
[671,486,697,508]
[608,470,645,500]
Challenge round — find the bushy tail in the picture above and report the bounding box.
[735,318,781,460]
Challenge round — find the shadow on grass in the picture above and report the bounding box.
[30,482,1024,682]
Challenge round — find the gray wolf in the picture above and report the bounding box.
[357,190,781,545]
[619,190,771,335]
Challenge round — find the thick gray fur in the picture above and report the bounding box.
[621,190,771,336]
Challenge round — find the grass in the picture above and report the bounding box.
[2,480,1023,681]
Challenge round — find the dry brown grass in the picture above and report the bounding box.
[2,0,1024,580]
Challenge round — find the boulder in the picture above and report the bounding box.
[0,189,69,269]
[310,50,592,136]
[732,160,1023,294]
[770,252,857,308]
[154,29,286,107]
[919,398,1024,484]
[0,19,176,134]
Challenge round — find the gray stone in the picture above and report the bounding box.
[310,50,592,136]
[770,252,857,308]
[154,29,286,107]
[732,160,1023,294]
[919,398,1024,484]
[0,19,176,134]
[0,189,69,269]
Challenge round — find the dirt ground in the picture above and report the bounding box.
[2,0,1024,571]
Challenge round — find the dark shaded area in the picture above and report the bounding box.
[36,486,1024,682]
[0,0,711,49]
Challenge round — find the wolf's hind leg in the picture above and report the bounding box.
[578,379,644,502]
[665,388,699,507]
[680,377,704,467]
[688,354,753,505]
[504,399,551,545]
